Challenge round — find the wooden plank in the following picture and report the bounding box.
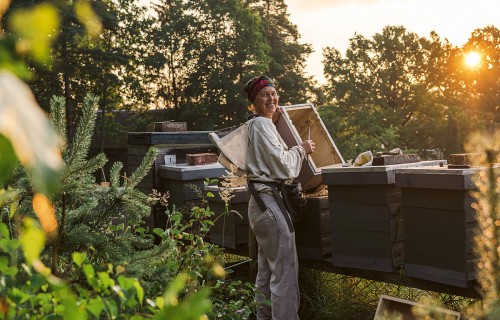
[331,229,393,259]
[159,163,226,180]
[405,263,472,287]
[328,185,401,205]
[330,202,399,232]
[401,188,474,211]
[331,208,392,233]
[405,233,467,272]
[322,161,444,185]
[128,132,213,146]
[331,254,393,272]
[372,154,420,166]
[403,206,468,237]
[395,167,479,190]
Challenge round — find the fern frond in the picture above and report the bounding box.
[127,147,157,188]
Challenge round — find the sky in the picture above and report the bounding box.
[285,0,500,83]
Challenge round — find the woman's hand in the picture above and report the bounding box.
[301,140,316,154]
[272,106,283,124]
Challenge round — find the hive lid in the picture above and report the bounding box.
[277,103,345,192]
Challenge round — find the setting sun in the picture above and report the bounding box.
[465,51,481,68]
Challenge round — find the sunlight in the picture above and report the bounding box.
[464,51,481,68]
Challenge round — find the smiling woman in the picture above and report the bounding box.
[465,51,481,68]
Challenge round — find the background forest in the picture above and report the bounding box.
[5,0,499,160]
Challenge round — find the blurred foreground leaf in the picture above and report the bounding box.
[8,3,59,64]
[0,71,62,194]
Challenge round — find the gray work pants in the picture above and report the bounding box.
[248,193,299,320]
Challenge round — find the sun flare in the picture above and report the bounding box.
[465,51,481,68]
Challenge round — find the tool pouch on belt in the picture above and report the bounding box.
[248,181,307,233]
[280,181,307,225]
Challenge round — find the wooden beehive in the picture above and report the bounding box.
[276,104,344,192]
[395,166,480,288]
[127,131,216,229]
[322,161,443,273]
[158,163,226,227]
[295,196,331,260]
[205,186,250,249]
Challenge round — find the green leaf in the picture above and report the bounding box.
[0,223,10,239]
[133,279,144,304]
[72,252,87,267]
[9,287,30,305]
[97,271,115,289]
[9,3,60,64]
[0,135,18,184]
[20,218,45,265]
[86,298,105,318]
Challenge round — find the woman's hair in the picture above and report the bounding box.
[243,76,275,102]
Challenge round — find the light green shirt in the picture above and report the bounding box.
[246,116,305,190]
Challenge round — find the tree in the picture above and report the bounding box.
[248,0,314,104]
[320,26,450,159]
[151,0,271,129]
[462,26,500,130]
[4,0,153,142]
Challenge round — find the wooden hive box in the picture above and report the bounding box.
[374,295,461,320]
[276,104,344,192]
[395,166,481,288]
[205,186,250,249]
[128,131,216,229]
[295,196,331,260]
[322,161,443,273]
[158,163,226,228]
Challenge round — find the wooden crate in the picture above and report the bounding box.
[295,196,331,260]
[395,166,480,288]
[205,186,250,249]
[374,294,461,319]
[322,161,443,272]
[276,104,344,192]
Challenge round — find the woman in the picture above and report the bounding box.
[244,76,315,319]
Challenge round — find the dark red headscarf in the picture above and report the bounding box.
[243,76,275,102]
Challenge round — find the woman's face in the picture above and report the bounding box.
[253,86,279,118]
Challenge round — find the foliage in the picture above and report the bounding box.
[465,130,500,320]
[248,0,315,105]
[0,217,211,319]
[320,26,451,160]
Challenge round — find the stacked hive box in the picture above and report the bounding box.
[395,166,481,287]
[295,196,331,260]
[158,163,226,227]
[205,186,250,250]
[322,161,443,272]
[127,131,217,228]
